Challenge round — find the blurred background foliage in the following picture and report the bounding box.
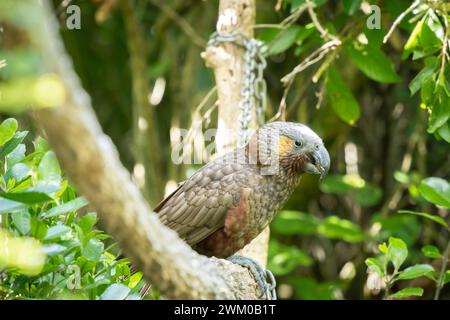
[0,0,449,299]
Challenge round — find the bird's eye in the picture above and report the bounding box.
[294,140,302,147]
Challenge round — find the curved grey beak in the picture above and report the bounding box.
[304,144,330,179]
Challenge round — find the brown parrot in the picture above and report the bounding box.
[155,121,330,259]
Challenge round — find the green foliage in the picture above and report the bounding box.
[344,41,400,83]
[268,239,313,276]
[320,174,382,207]
[402,7,450,142]
[0,119,148,300]
[326,67,360,124]
[272,210,363,242]
[365,237,432,299]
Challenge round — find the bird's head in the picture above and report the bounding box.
[250,121,330,178]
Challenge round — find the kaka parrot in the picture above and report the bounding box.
[155,121,330,258]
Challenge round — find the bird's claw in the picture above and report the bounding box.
[227,255,277,300]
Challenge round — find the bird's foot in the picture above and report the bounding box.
[227,255,277,300]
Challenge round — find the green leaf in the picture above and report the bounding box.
[33,136,50,154]
[409,57,438,95]
[399,210,448,228]
[364,25,384,49]
[41,243,67,256]
[422,245,442,259]
[326,68,360,124]
[0,190,52,205]
[320,175,381,206]
[271,210,320,235]
[318,215,364,242]
[387,237,408,271]
[0,118,18,146]
[371,214,420,246]
[365,257,384,276]
[41,197,89,218]
[378,242,388,254]
[394,171,411,184]
[353,184,382,207]
[11,210,31,235]
[128,272,143,289]
[287,276,337,300]
[343,0,362,15]
[390,287,423,299]
[30,216,48,240]
[427,88,450,133]
[403,19,424,59]
[38,151,61,184]
[419,177,450,208]
[344,42,400,83]
[5,163,31,183]
[100,283,130,300]
[287,0,327,13]
[320,175,359,193]
[77,212,97,234]
[397,264,434,280]
[82,238,104,261]
[437,121,450,143]
[6,143,26,167]
[266,25,302,56]
[419,18,442,54]
[44,225,71,241]
[0,197,27,213]
[0,131,28,159]
[268,240,313,276]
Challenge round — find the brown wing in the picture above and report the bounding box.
[155,153,249,245]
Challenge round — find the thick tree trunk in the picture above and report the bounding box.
[28,0,262,299]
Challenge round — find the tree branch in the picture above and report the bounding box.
[29,0,261,300]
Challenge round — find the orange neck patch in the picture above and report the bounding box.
[278,136,294,156]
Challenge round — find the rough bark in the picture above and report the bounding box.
[29,0,261,300]
[201,0,270,267]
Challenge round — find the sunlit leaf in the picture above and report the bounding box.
[397,264,434,280]
[0,131,28,159]
[77,212,97,234]
[41,197,89,218]
[0,118,18,146]
[387,237,408,271]
[82,238,104,261]
[99,283,130,300]
[38,151,61,185]
[44,225,71,241]
[0,190,52,205]
[318,215,364,242]
[419,177,450,208]
[11,210,31,235]
[390,287,423,299]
